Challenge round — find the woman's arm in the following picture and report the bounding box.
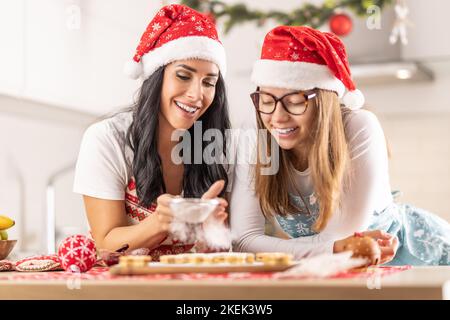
[85,181,230,252]
[74,120,170,251]
[230,162,336,259]
[83,196,169,251]
[327,110,398,262]
[230,161,396,262]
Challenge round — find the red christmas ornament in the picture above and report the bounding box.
[57,235,97,273]
[329,13,353,37]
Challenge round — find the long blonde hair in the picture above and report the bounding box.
[254,89,350,232]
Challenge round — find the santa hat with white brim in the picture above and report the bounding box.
[251,25,364,110]
[124,4,226,80]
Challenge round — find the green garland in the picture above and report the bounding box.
[180,0,393,33]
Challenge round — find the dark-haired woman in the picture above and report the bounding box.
[73,5,231,260]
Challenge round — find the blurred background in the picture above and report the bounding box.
[0,0,449,255]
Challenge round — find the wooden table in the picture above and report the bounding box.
[1,266,450,300]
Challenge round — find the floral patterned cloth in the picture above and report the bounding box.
[275,193,319,237]
[275,191,450,266]
[368,202,450,265]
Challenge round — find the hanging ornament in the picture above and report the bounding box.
[390,0,411,45]
[329,13,353,37]
[57,234,97,273]
[181,0,393,35]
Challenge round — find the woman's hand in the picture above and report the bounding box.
[334,230,399,265]
[193,180,230,252]
[359,230,399,264]
[201,180,228,226]
[150,180,228,242]
[150,193,176,236]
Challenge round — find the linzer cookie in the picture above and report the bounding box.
[159,254,178,264]
[160,253,190,264]
[221,252,255,264]
[119,255,151,267]
[159,252,256,265]
[256,252,293,265]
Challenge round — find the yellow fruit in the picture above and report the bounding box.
[0,215,15,230]
[0,230,8,240]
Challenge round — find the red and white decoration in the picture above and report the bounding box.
[0,260,14,272]
[124,4,226,80]
[15,254,62,272]
[329,13,353,37]
[57,235,97,273]
[251,25,364,110]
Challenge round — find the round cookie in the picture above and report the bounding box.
[119,255,151,267]
[343,236,381,266]
[256,252,293,265]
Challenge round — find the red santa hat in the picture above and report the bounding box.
[124,4,226,80]
[251,26,364,110]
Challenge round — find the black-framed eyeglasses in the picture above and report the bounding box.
[250,90,317,115]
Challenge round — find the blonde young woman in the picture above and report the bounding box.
[230,26,450,265]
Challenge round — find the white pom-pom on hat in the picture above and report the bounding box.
[342,89,365,110]
[123,59,143,80]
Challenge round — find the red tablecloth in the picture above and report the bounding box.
[0,265,411,282]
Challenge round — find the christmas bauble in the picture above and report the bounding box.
[329,13,353,37]
[57,234,97,272]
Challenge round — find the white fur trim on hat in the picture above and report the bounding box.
[139,36,226,79]
[251,59,345,97]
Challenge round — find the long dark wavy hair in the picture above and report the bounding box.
[125,66,231,207]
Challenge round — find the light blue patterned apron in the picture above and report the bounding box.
[274,191,450,265]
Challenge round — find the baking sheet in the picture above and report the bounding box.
[109,261,298,275]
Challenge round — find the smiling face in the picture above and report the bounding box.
[160,59,219,130]
[258,87,317,152]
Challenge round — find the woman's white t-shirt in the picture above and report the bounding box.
[74,111,134,201]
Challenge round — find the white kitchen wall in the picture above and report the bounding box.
[379,112,450,221]
[0,94,96,252]
[0,0,145,114]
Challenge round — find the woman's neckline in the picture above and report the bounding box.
[291,166,311,176]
